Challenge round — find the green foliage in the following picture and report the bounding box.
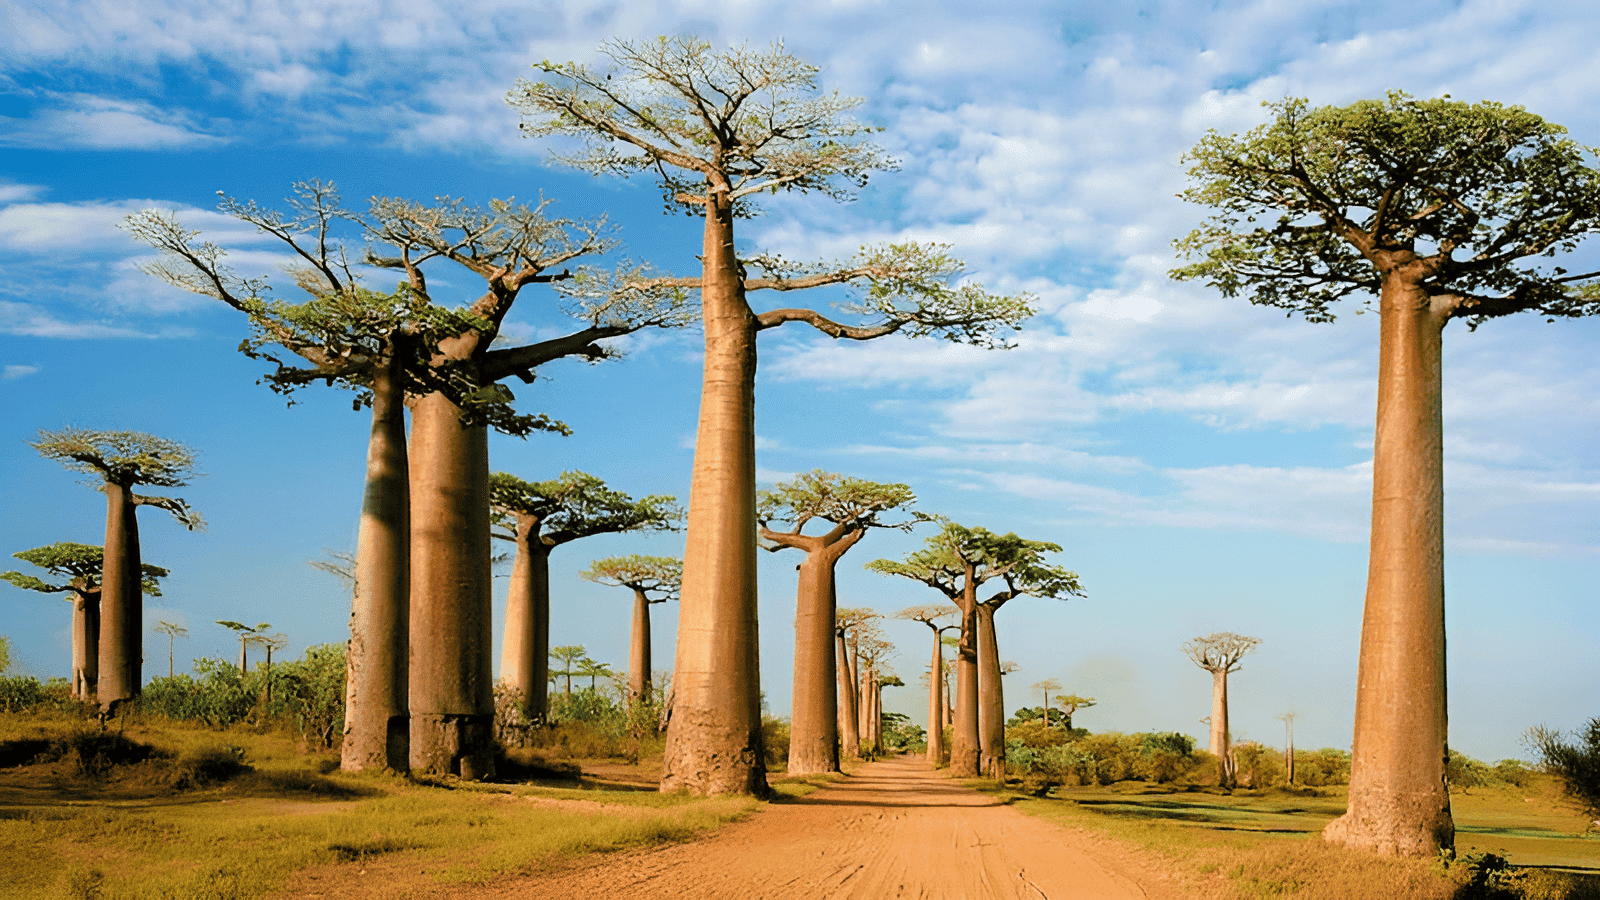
[141,660,254,729]
[0,675,79,713]
[1448,748,1495,793]
[0,635,9,675]
[135,644,346,741]
[31,428,198,488]
[1006,730,1203,789]
[3,542,168,597]
[867,519,1085,606]
[880,711,925,752]
[489,471,682,546]
[1293,747,1352,787]
[1173,93,1600,327]
[273,643,347,750]
[761,715,791,769]
[581,554,682,601]
[1528,717,1600,818]
[757,470,921,537]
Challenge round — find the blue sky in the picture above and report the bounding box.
[2,0,1598,763]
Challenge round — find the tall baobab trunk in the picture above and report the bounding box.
[1324,274,1453,857]
[662,190,768,796]
[629,587,652,703]
[498,517,552,721]
[408,390,495,780]
[98,482,142,711]
[858,663,874,748]
[944,662,954,727]
[1209,668,1233,786]
[836,628,860,760]
[71,590,100,701]
[926,628,945,767]
[342,361,411,772]
[975,603,1006,779]
[951,585,981,776]
[788,551,845,774]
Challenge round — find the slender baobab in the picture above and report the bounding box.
[581,555,682,704]
[834,607,877,761]
[31,429,201,711]
[491,472,680,721]
[1183,632,1260,788]
[1175,93,1600,856]
[1056,693,1097,731]
[1031,678,1062,727]
[2,543,167,699]
[512,37,1034,795]
[153,620,188,680]
[218,621,271,674]
[132,183,690,778]
[1279,712,1298,785]
[759,471,920,774]
[897,604,960,766]
[548,645,587,700]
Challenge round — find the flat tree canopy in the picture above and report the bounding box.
[581,555,682,601]
[488,471,681,546]
[2,543,167,596]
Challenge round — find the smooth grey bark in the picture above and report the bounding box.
[97,482,141,711]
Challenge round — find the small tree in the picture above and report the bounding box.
[218,621,271,674]
[3,542,166,699]
[575,657,614,692]
[512,37,1034,796]
[153,619,188,680]
[31,429,201,711]
[490,472,680,721]
[759,471,920,774]
[581,555,681,705]
[1055,693,1097,732]
[1183,632,1260,788]
[548,645,587,699]
[1031,679,1062,727]
[1528,718,1600,820]
[1174,93,1600,857]
[1279,712,1298,785]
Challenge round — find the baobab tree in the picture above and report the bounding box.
[1183,632,1260,788]
[897,604,960,766]
[854,634,897,755]
[869,521,1081,778]
[1174,93,1600,856]
[131,184,691,778]
[153,620,188,680]
[758,471,920,775]
[834,606,877,760]
[548,644,587,700]
[512,37,1034,796]
[2,543,167,699]
[1031,678,1062,727]
[1279,712,1298,785]
[490,471,680,721]
[31,429,201,712]
[218,621,272,674]
[581,555,682,704]
[1056,693,1097,732]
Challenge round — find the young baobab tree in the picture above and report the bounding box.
[758,471,920,775]
[490,471,680,721]
[2,543,167,699]
[1183,632,1260,789]
[581,555,682,704]
[897,604,960,767]
[249,631,290,701]
[31,429,202,712]
[218,620,271,674]
[834,606,877,760]
[1174,93,1600,856]
[153,619,188,680]
[1056,693,1097,732]
[511,37,1034,796]
[576,657,615,691]
[548,644,587,699]
[1279,712,1298,785]
[131,183,690,778]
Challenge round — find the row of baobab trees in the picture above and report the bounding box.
[26,31,1600,862]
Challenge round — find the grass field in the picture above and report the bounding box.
[999,779,1600,899]
[0,711,756,900]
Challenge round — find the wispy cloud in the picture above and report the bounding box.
[0,300,190,339]
[0,94,229,150]
[2,364,40,379]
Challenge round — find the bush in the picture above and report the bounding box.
[761,716,790,769]
[1529,717,1600,819]
[1295,747,1352,786]
[881,712,925,752]
[0,675,78,714]
[274,643,346,750]
[140,658,254,728]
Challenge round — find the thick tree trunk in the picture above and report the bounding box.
[71,589,100,701]
[926,627,945,767]
[858,663,873,749]
[498,520,551,721]
[836,629,860,760]
[408,390,495,780]
[629,588,652,703]
[1210,668,1233,787]
[341,365,411,772]
[98,482,141,711]
[788,549,843,774]
[868,677,882,753]
[976,603,1006,779]
[1324,276,1453,857]
[951,592,981,776]
[661,191,768,796]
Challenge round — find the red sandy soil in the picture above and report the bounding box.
[283,755,1187,900]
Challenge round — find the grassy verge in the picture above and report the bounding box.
[986,779,1600,900]
[0,711,757,899]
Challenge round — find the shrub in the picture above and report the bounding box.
[762,716,790,769]
[274,643,346,750]
[1447,749,1493,793]
[1529,717,1600,819]
[1295,747,1352,786]
[881,712,925,752]
[140,659,253,728]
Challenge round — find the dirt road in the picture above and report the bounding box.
[470,756,1182,900]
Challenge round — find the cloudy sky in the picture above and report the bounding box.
[2,0,1597,762]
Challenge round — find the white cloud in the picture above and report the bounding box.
[0,94,228,150]
[2,364,40,379]
[0,300,189,339]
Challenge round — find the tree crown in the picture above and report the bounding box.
[1183,631,1261,674]
[866,520,1083,608]
[894,603,960,627]
[758,470,921,550]
[488,471,681,547]
[1173,92,1600,326]
[33,428,197,489]
[580,554,682,602]
[2,542,168,597]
